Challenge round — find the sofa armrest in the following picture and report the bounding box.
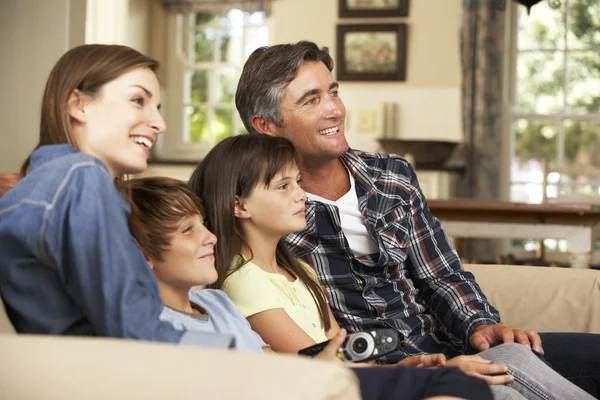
[463,264,600,334]
[0,334,360,400]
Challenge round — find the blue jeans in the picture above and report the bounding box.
[480,343,594,400]
[539,332,600,398]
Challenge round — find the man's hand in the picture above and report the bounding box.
[314,329,347,363]
[470,323,544,354]
[447,355,514,385]
[397,353,447,368]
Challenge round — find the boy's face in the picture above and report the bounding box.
[148,214,218,289]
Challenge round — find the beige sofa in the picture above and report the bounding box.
[1,264,598,399]
[465,264,600,334]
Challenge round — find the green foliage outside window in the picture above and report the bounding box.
[514,0,600,166]
[186,10,266,144]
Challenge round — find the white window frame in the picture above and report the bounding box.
[153,10,268,162]
[508,1,600,204]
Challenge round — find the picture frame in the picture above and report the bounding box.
[336,24,407,82]
[338,0,409,19]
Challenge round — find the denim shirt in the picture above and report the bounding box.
[0,144,234,349]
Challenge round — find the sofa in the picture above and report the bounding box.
[1,171,599,398]
[1,264,598,399]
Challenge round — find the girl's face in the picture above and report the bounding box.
[148,214,218,289]
[71,67,166,177]
[236,163,307,237]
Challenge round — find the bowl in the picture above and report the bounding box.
[377,138,459,167]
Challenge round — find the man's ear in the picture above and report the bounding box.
[251,116,278,137]
[67,89,89,124]
[234,196,251,219]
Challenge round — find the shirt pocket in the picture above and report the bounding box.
[374,206,411,266]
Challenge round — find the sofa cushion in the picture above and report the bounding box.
[464,264,600,334]
[0,334,361,400]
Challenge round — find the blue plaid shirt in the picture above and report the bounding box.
[285,149,500,362]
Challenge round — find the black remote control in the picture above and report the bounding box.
[298,328,400,362]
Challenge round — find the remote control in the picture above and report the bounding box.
[298,328,400,362]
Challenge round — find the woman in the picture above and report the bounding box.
[0,44,230,348]
[190,133,595,400]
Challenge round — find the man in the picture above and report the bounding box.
[235,41,600,397]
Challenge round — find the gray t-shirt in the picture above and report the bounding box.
[160,289,266,353]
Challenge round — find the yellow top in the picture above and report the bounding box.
[222,258,328,344]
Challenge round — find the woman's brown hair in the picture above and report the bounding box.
[189,135,332,331]
[21,44,160,176]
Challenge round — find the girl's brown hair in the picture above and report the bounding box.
[118,177,204,261]
[21,44,160,176]
[189,135,332,331]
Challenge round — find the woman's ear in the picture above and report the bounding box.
[234,196,251,219]
[67,89,89,124]
[144,254,155,270]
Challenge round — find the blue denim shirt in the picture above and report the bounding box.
[0,144,234,348]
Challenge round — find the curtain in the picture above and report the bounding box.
[460,0,507,262]
[162,0,276,15]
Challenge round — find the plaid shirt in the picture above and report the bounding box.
[285,149,500,362]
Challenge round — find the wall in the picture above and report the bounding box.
[271,0,463,152]
[0,0,86,173]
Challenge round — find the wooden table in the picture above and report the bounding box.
[428,199,600,268]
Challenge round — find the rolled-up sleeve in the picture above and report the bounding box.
[404,165,500,346]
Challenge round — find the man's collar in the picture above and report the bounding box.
[340,149,380,195]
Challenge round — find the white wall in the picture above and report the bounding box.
[271,0,463,152]
[0,0,87,173]
[0,0,464,172]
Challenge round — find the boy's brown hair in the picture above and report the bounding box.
[118,177,204,261]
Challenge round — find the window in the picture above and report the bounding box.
[154,8,268,161]
[509,0,600,253]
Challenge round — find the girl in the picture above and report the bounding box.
[120,176,494,400]
[190,134,595,400]
[0,44,230,348]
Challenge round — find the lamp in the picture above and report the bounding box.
[514,0,561,15]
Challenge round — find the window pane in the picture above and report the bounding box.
[187,107,209,143]
[567,52,600,113]
[214,108,234,142]
[195,28,216,62]
[195,12,214,26]
[219,31,233,62]
[568,0,600,48]
[190,70,208,104]
[244,25,269,59]
[512,120,559,203]
[217,68,237,103]
[564,120,600,166]
[219,26,243,64]
[516,52,564,113]
[517,1,565,49]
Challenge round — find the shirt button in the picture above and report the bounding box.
[312,323,316,327]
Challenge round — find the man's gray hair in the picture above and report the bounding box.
[235,41,334,134]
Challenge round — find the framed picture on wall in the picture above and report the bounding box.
[336,24,407,81]
[338,0,409,18]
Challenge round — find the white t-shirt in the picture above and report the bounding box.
[307,171,379,257]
